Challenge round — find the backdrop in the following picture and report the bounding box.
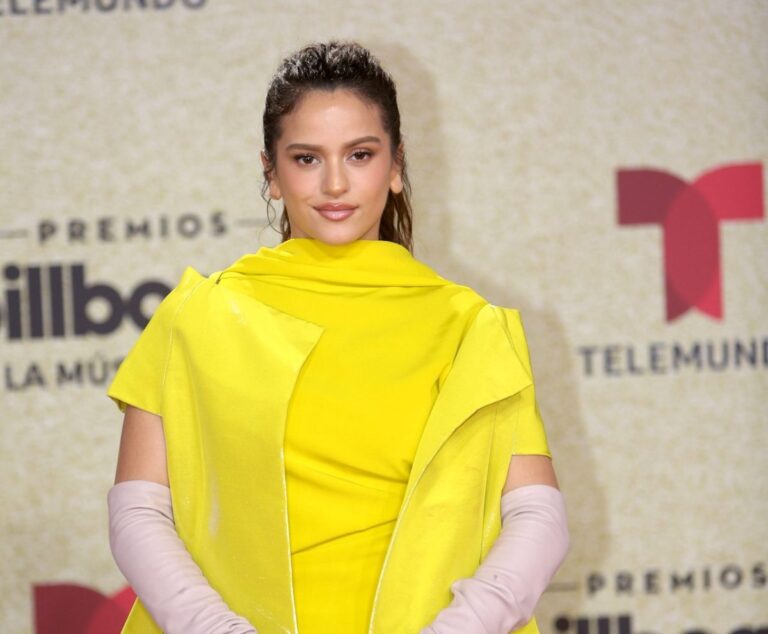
[1,1,766,633]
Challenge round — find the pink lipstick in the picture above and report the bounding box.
[315,203,356,221]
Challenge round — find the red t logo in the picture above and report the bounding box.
[617,163,764,321]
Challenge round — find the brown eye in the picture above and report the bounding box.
[294,154,317,166]
[350,150,372,161]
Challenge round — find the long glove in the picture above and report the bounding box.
[420,483,570,634]
[107,479,258,634]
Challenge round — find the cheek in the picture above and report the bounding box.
[356,161,395,193]
[279,168,316,199]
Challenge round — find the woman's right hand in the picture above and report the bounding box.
[108,405,258,633]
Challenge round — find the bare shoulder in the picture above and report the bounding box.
[114,405,169,487]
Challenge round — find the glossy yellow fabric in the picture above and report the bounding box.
[218,238,486,632]
[106,238,550,634]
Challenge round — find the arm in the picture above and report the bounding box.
[420,455,569,634]
[501,454,559,495]
[114,404,170,486]
[108,405,257,634]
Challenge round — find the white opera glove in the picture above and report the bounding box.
[107,479,258,634]
[420,484,570,634]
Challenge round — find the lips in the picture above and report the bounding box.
[314,203,357,221]
[315,203,356,211]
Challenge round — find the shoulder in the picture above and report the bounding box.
[165,265,210,306]
[432,278,490,314]
[435,278,526,327]
[486,305,536,372]
[147,266,214,329]
[490,305,524,334]
[424,273,531,343]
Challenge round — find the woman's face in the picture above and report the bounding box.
[262,89,403,244]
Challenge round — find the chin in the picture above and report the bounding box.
[294,220,380,244]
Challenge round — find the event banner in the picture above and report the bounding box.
[1,1,765,633]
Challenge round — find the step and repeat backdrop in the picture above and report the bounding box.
[1,1,766,633]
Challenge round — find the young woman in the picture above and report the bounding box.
[107,41,569,634]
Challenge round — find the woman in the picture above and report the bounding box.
[107,41,569,634]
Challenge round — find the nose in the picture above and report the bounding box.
[322,157,350,197]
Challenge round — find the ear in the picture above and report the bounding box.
[261,150,282,200]
[389,143,404,195]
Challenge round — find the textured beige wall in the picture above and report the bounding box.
[1,1,766,632]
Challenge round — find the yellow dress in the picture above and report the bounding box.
[107,236,551,633]
[218,238,487,632]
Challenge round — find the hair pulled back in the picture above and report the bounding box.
[261,40,414,252]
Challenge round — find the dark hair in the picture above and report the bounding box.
[261,40,414,252]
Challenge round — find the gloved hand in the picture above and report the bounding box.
[108,479,258,634]
[419,484,570,634]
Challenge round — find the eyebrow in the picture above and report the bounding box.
[285,136,383,151]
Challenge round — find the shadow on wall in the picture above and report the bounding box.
[373,40,604,628]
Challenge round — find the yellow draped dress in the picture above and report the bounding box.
[218,238,487,632]
[108,237,551,633]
